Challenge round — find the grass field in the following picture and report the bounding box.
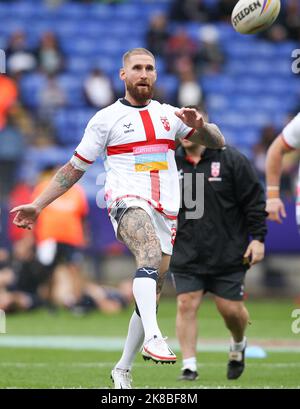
[0,298,299,389]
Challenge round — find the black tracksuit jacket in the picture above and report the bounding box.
[170,145,267,275]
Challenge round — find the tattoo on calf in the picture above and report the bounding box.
[119,208,162,269]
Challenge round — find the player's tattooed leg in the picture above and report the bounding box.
[118,208,162,269]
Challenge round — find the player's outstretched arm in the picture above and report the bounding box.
[175,107,225,148]
[10,162,85,229]
[265,135,290,223]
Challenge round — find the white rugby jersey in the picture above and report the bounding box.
[71,99,195,219]
[282,113,300,225]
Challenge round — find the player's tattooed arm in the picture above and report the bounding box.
[175,107,225,149]
[34,162,84,210]
[54,162,84,190]
[189,123,225,149]
[11,162,85,229]
[119,208,162,270]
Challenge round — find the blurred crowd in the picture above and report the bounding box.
[1,0,300,313]
[1,165,133,314]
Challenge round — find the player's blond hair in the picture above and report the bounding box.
[122,48,155,67]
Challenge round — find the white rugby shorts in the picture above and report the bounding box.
[109,197,177,255]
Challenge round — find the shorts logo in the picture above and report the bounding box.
[110,199,128,223]
[211,162,220,177]
[160,116,170,131]
[171,227,177,246]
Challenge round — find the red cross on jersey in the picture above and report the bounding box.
[71,99,195,219]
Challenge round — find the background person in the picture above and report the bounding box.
[171,133,267,381]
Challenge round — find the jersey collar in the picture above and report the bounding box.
[119,98,151,109]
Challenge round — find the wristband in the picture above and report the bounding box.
[266,187,280,199]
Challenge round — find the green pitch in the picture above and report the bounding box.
[0,299,299,388]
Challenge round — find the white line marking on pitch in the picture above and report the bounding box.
[1,362,300,368]
[0,336,299,352]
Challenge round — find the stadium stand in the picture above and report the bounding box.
[1,0,300,254]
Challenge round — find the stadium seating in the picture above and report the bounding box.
[0,0,298,194]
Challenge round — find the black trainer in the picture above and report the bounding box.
[178,368,199,381]
[227,345,246,380]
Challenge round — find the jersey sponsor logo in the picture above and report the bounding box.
[133,144,168,172]
[160,116,170,131]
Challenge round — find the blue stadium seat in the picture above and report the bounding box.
[276,41,298,57]
[0,20,26,35]
[56,3,89,19]
[223,39,277,58]
[86,4,116,20]
[61,38,98,56]
[53,108,97,145]
[19,73,47,108]
[67,57,92,75]
[157,74,178,100]
[216,23,250,44]
[90,57,119,76]
[113,4,140,20]
[57,74,85,107]
[52,22,80,38]
[185,22,202,41]
[25,146,74,169]
[6,0,298,164]
[206,94,228,111]
[201,75,235,93]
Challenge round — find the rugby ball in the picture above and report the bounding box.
[231,0,281,34]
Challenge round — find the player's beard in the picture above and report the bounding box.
[126,81,154,105]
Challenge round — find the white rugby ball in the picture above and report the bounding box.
[231,0,281,34]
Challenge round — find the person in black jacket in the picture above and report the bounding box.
[170,135,267,381]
